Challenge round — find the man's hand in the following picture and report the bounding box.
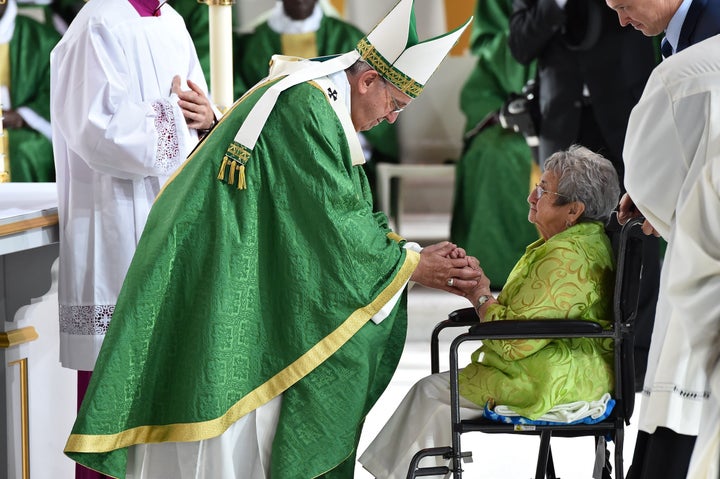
[171,75,216,131]
[410,241,482,296]
[617,192,659,236]
[617,193,640,225]
[641,220,660,237]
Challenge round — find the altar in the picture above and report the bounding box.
[0,183,75,479]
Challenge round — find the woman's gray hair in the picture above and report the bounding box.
[544,145,620,222]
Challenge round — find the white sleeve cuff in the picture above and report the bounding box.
[369,242,421,325]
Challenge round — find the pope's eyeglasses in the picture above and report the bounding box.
[383,81,406,114]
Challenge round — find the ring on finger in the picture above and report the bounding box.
[446,278,454,287]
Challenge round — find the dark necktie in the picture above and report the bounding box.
[661,38,673,58]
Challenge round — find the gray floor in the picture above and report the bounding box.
[354,214,641,478]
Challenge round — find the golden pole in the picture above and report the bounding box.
[8,358,31,479]
[201,0,235,114]
[0,102,9,182]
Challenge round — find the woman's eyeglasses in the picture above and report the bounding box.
[535,184,569,199]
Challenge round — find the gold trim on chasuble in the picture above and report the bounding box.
[64,249,420,454]
[356,38,424,99]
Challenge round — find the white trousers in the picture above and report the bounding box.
[358,372,481,479]
[126,395,282,479]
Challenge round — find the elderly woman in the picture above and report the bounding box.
[359,145,621,478]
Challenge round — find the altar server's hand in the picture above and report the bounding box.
[171,75,216,131]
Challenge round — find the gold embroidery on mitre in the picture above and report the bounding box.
[219,142,251,190]
[356,38,424,99]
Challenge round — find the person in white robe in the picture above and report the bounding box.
[621,34,720,479]
[50,0,216,476]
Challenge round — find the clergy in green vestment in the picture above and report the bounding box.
[63,2,476,477]
[449,0,539,288]
[0,0,60,182]
[234,0,399,204]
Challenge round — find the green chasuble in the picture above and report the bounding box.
[459,222,615,419]
[234,15,398,163]
[65,76,418,478]
[450,0,539,287]
[6,15,60,182]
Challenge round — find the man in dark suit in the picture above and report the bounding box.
[605,1,720,478]
[606,0,720,56]
[508,0,657,181]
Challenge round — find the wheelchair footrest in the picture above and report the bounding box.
[413,466,451,477]
[408,447,474,478]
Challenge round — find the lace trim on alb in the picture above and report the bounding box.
[152,99,181,174]
[59,304,114,335]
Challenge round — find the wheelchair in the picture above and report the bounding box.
[407,214,651,479]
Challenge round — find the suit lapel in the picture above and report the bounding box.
[677,0,707,52]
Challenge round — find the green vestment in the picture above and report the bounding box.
[450,0,538,287]
[65,77,419,479]
[6,15,59,182]
[459,221,615,419]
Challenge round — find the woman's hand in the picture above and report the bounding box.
[461,266,496,320]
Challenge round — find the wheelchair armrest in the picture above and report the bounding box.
[468,319,605,338]
[429,308,479,373]
[431,308,478,339]
[448,307,479,323]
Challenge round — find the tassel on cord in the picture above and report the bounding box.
[217,156,228,181]
[228,161,237,186]
[219,141,250,190]
[237,164,246,190]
